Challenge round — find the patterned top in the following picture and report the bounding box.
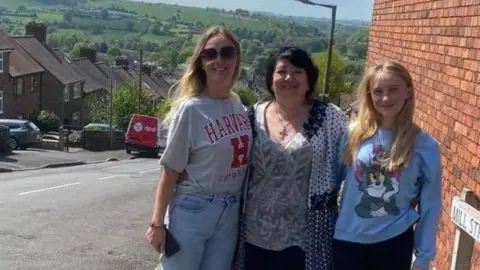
[233,99,348,270]
[245,101,312,251]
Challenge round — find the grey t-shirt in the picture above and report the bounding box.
[159,95,252,194]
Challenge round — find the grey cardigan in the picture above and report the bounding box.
[233,100,348,270]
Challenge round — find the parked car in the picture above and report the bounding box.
[125,114,167,156]
[0,119,42,150]
[83,123,123,132]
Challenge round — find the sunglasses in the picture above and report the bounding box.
[200,46,237,61]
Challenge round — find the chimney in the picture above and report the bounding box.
[115,56,129,70]
[79,47,97,63]
[25,21,47,44]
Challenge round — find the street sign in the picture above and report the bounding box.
[451,196,480,242]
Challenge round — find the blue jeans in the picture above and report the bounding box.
[159,192,240,270]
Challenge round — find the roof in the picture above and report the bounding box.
[70,58,109,93]
[13,36,83,85]
[127,70,160,99]
[0,28,44,77]
[150,74,170,98]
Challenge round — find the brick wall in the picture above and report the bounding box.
[367,0,480,269]
[0,51,11,118]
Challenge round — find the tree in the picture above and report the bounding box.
[86,92,109,123]
[155,98,172,120]
[313,49,353,104]
[63,10,73,23]
[236,87,258,106]
[112,82,154,130]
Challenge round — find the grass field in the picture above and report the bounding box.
[119,1,271,30]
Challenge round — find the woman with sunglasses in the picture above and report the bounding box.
[145,26,252,270]
[233,46,348,270]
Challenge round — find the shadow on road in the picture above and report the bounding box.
[0,153,18,163]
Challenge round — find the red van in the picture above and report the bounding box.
[125,114,167,156]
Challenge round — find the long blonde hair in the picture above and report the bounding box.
[163,26,241,124]
[344,60,420,171]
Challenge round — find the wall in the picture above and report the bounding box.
[41,71,64,121]
[7,74,42,118]
[367,0,480,269]
[0,51,11,118]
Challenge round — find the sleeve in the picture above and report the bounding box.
[158,103,192,172]
[328,104,349,189]
[413,137,443,270]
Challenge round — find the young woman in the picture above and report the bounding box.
[233,46,348,270]
[145,26,252,270]
[334,60,442,270]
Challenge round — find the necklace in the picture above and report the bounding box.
[275,105,292,141]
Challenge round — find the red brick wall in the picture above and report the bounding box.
[367,0,480,269]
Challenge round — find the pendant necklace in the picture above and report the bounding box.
[275,105,290,141]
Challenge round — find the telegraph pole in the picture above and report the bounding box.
[109,65,114,150]
[138,49,143,112]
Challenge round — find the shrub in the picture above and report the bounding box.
[36,110,60,133]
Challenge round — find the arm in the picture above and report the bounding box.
[151,103,192,226]
[330,104,349,188]
[151,168,179,226]
[413,138,442,269]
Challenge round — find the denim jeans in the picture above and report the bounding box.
[159,192,240,270]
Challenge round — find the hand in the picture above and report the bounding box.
[145,225,166,254]
[178,171,188,181]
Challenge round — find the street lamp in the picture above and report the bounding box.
[295,0,337,94]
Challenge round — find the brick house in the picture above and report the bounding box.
[0,28,45,119]
[367,0,480,269]
[13,22,86,126]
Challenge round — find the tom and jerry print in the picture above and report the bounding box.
[354,143,401,218]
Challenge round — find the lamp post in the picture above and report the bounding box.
[295,0,336,94]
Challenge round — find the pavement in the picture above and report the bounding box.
[0,157,163,270]
[0,148,138,172]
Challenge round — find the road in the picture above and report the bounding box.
[0,158,163,270]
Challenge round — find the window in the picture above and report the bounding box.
[14,77,24,96]
[72,111,80,125]
[64,85,71,102]
[0,91,3,114]
[73,82,82,99]
[31,74,38,92]
[0,53,3,73]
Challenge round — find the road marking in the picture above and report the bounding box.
[139,168,161,174]
[98,174,129,180]
[18,182,81,196]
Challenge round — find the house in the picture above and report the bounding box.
[13,22,85,126]
[0,27,45,119]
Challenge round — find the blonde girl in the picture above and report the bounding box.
[334,60,442,270]
[145,26,252,270]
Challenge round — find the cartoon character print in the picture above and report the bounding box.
[354,143,401,218]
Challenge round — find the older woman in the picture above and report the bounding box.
[233,46,347,270]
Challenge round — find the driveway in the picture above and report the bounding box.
[0,149,135,171]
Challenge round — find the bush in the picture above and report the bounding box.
[67,130,83,146]
[236,87,258,106]
[155,98,172,121]
[36,110,60,133]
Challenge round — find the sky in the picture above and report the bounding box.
[134,0,374,21]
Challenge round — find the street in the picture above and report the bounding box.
[0,158,162,270]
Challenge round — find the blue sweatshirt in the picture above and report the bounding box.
[335,127,442,269]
